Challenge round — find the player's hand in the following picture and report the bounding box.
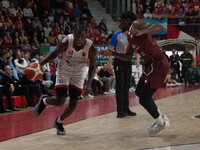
[98,50,112,57]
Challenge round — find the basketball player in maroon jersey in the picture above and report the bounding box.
[99,11,170,136]
[35,32,97,135]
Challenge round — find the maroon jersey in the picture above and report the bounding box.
[128,33,169,88]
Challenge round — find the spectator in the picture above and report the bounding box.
[37,31,46,44]
[169,6,178,23]
[185,7,196,34]
[23,3,34,18]
[52,23,61,37]
[97,63,115,94]
[32,16,42,31]
[180,50,194,83]
[165,69,182,87]
[13,50,28,79]
[47,30,56,45]
[58,29,67,42]
[2,65,35,107]
[78,0,92,17]
[1,0,10,10]
[143,0,153,13]
[24,17,33,35]
[177,6,185,25]
[23,51,31,65]
[169,49,181,80]
[186,62,199,84]
[98,18,108,36]
[152,7,162,19]
[136,7,144,19]
[7,56,19,80]
[61,20,71,35]
[20,38,31,51]
[43,21,52,38]
[41,38,50,46]
[196,54,200,81]
[144,8,152,19]
[31,36,40,51]
[3,31,12,46]
[9,2,17,17]
[73,3,82,18]
[154,0,165,11]
[165,0,173,11]
[160,7,171,18]
[0,85,11,113]
[91,69,104,95]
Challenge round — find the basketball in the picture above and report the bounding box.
[24,62,43,81]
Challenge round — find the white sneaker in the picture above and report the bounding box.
[87,94,94,98]
[176,82,181,86]
[111,88,115,93]
[109,89,115,94]
[147,114,170,137]
[129,87,135,91]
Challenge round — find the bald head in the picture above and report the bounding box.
[4,65,12,75]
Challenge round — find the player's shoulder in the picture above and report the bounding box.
[132,20,148,29]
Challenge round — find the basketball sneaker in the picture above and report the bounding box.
[147,114,170,137]
[35,95,48,117]
[54,118,66,135]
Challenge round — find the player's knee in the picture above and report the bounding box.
[69,98,78,108]
[138,96,148,107]
[55,96,66,106]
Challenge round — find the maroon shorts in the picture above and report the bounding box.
[140,56,169,89]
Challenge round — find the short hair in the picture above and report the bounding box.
[120,11,137,22]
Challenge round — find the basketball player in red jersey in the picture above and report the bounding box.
[35,32,97,135]
[99,11,170,136]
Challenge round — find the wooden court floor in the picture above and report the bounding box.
[0,85,200,150]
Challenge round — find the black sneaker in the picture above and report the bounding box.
[11,108,20,111]
[116,112,127,118]
[125,110,137,116]
[54,118,66,135]
[35,95,48,117]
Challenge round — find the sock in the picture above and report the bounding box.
[155,115,165,126]
[57,117,63,123]
[157,108,162,115]
[43,98,48,105]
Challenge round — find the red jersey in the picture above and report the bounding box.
[196,55,200,67]
[128,32,169,88]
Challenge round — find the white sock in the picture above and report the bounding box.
[57,117,63,123]
[155,115,165,126]
[157,108,162,115]
[43,98,48,105]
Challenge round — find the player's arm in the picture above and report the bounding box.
[131,21,163,36]
[107,46,114,69]
[135,52,140,69]
[40,42,68,66]
[99,43,134,62]
[84,44,97,94]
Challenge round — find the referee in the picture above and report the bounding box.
[108,11,137,118]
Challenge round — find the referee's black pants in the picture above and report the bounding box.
[114,58,132,113]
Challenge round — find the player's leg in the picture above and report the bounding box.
[35,87,68,117]
[135,80,169,136]
[54,67,86,135]
[54,86,81,135]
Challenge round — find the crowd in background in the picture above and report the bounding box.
[134,0,200,37]
[1,0,200,112]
